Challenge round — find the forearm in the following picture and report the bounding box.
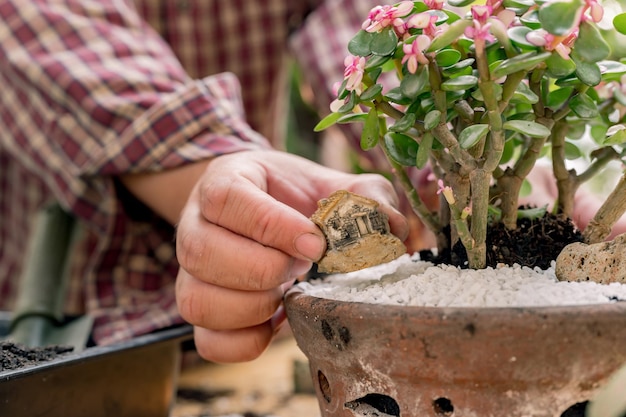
[119,158,212,225]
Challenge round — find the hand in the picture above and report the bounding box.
[175,150,408,362]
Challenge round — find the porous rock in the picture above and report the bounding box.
[555,232,626,283]
[311,190,406,274]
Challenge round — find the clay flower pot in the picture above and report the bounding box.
[285,287,626,417]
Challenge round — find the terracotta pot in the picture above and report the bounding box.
[284,287,626,417]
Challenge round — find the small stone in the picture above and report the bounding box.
[310,190,406,274]
[555,233,626,283]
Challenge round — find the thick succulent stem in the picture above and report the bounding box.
[584,173,626,243]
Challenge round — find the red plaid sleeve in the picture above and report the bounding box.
[0,0,271,225]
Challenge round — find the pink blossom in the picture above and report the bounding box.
[472,5,493,24]
[464,5,496,43]
[526,29,577,60]
[584,0,604,23]
[406,12,443,39]
[343,55,366,94]
[436,179,455,204]
[362,1,414,33]
[402,35,431,74]
[424,0,445,10]
[407,12,435,29]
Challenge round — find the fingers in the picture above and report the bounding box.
[192,322,274,363]
[197,166,327,263]
[191,304,287,363]
[176,268,286,330]
[177,205,311,290]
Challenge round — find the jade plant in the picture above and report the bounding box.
[316,0,626,269]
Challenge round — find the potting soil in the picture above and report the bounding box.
[0,341,73,372]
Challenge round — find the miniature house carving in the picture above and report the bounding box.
[311,190,406,274]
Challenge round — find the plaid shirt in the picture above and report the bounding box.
[0,0,380,345]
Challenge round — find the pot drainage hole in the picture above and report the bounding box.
[345,393,400,417]
[433,397,454,416]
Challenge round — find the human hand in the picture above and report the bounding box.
[175,150,408,362]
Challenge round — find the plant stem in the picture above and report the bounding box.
[584,173,626,243]
[551,120,579,217]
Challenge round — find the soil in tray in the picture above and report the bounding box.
[0,341,73,372]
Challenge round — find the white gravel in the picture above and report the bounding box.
[302,254,626,307]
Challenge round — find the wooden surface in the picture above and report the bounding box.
[172,334,321,417]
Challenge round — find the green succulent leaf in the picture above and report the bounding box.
[519,9,541,29]
[564,141,583,160]
[545,53,576,78]
[569,93,599,119]
[546,87,574,109]
[517,205,548,220]
[424,110,442,130]
[384,132,419,166]
[401,68,429,99]
[538,0,583,36]
[371,28,399,56]
[338,90,357,113]
[359,84,383,102]
[459,124,490,149]
[314,112,341,132]
[599,60,626,82]
[512,82,539,104]
[337,113,369,124]
[436,49,462,67]
[384,87,413,105]
[500,137,516,164]
[348,30,374,57]
[441,58,475,77]
[441,75,478,91]
[492,52,551,79]
[365,55,391,71]
[503,120,551,138]
[573,56,602,86]
[507,26,535,48]
[604,125,626,145]
[447,0,474,7]
[416,132,433,169]
[389,112,417,133]
[613,12,626,35]
[361,108,380,150]
[428,19,473,51]
[575,21,610,63]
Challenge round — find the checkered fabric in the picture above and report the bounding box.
[0,0,380,344]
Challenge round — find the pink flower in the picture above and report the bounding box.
[424,0,445,10]
[343,55,366,94]
[526,29,577,60]
[362,1,414,33]
[406,12,443,38]
[464,5,496,43]
[436,179,455,204]
[472,5,493,24]
[402,35,431,74]
[584,0,604,23]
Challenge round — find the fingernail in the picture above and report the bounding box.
[294,232,325,261]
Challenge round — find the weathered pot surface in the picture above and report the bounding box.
[284,286,626,417]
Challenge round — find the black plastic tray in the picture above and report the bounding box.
[0,317,193,417]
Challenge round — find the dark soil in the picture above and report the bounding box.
[420,211,584,269]
[0,341,73,372]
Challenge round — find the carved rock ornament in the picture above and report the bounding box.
[310,190,406,274]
